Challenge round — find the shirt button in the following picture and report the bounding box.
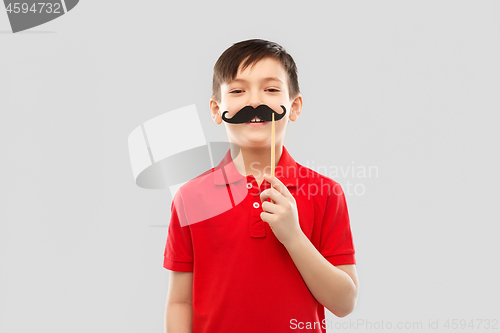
[246,183,252,189]
[253,202,260,209]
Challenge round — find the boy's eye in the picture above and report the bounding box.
[230,90,243,94]
[267,88,280,92]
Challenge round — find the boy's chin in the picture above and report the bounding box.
[243,138,277,148]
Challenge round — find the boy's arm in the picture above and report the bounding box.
[260,174,358,317]
[284,234,359,317]
[164,271,193,333]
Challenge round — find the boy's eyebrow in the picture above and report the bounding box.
[229,77,283,84]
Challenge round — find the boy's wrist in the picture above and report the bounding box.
[283,229,308,252]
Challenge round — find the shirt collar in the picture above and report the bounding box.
[213,145,299,187]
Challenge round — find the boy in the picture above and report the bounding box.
[164,39,358,333]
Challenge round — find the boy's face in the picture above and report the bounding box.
[210,57,302,150]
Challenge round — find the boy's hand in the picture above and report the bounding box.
[260,174,303,247]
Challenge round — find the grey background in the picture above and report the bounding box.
[1,1,499,332]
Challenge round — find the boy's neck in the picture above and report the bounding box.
[230,143,283,184]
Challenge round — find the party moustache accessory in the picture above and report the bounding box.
[221,104,286,124]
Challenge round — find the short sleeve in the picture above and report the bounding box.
[163,189,194,272]
[319,181,356,266]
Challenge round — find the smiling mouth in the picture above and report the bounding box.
[246,117,267,123]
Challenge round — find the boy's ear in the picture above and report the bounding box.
[289,94,303,122]
[210,97,222,124]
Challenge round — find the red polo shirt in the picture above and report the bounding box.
[164,145,355,332]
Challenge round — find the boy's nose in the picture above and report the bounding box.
[247,94,262,109]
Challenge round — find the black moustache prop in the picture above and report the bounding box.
[221,105,287,124]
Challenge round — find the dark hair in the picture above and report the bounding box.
[212,39,300,102]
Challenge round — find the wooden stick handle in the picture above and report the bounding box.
[271,113,275,204]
